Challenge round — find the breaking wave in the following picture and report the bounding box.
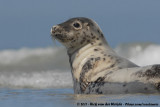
[0,42,160,88]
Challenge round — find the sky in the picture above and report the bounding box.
[0,0,160,50]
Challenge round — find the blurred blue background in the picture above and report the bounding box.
[0,0,160,50]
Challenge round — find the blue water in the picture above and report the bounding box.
[0,88,73,107]
[0,88,159,107]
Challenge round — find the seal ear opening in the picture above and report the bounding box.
[84,23,90,30]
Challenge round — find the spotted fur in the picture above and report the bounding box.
[51,17,160,94]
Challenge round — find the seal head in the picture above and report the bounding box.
[51,17,106,54]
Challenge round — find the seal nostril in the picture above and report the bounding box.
[51,26,57,34]
[52,30,55,34]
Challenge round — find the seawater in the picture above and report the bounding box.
[0,42,160,107]
[0,88,159,107]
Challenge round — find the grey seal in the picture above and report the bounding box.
[51,17,160,94]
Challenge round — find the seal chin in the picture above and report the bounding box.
[51,33,67,43]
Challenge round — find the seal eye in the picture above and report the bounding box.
[73,22,80,28]
[73,22,82,30]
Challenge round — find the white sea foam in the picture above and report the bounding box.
[0,47,56,64]
[115,43,160,66]
[0,43,160,88]
[0,47,70,72]
[0,70,72,89]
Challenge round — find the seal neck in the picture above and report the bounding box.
[67,38,112,68]
[67,35,109,56]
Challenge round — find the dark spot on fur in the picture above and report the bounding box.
[123,84,126,87]
[97,29,100,33]
[89,22,94,26]
[80,39,86,44]
[87,40,90,43]
[103,58,106,61]
[110,64,115,68]
[70,46,74,48]
[104,54,107,56]
[99,43,102,46]
[70,38,74,40]
[91,33,93,36]
[83,31,86,36]
[96,38,99,40]
[101,33,104,37]
[144,87,148,90]
[92,36,96,39]
[86,35,90,37]
[95,57,101,61]
[91,43,94,45]
[95,77,105,83]
[94,49,98,51]
[72,40,76,42]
